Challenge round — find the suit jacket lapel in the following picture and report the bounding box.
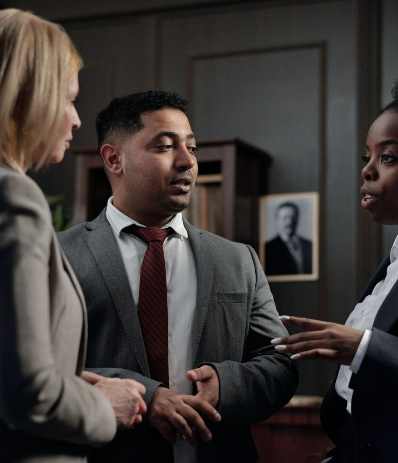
[184,219,215,365]
[56,231,88,373]
[358,256,390,302]
[84,210,150,376]
[358,256,398,333]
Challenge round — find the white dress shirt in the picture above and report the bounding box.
[106,198,198,463]
[336,234,398,413]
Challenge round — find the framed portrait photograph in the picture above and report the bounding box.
[259,192,319,282]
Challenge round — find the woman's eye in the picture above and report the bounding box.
[381,154,396,163]
[361,155,370,164]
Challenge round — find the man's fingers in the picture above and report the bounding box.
[157,420,179,445]
[186,365,214,383]
[172,405,211,444]
[183,395,221,423]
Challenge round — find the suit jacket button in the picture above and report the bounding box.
[135,452,145,461]
[360,443,375,454]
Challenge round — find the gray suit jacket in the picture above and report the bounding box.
[58,208,298,463]
[0,167,116,463]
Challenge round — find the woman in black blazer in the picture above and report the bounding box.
[272,83,398,463]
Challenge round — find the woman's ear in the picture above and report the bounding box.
[101,144,123,176]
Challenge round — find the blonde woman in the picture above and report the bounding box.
[0,9,146,463]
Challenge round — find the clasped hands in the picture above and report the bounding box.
[81,371,147,430]
[271,315,365,365]
[147,365,221,446]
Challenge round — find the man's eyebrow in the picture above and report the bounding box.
[153,131,197,141]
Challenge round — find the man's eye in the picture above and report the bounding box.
[188,146,199,154]
[158,145,173,151]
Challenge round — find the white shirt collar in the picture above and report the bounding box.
[390,234,398,263]
[105,196,188,239]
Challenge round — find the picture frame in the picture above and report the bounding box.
[259,192,319,282]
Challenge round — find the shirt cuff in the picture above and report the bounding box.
[350,329,372,374]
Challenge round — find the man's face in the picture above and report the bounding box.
[115,108,198,227]
[276,206,298,239]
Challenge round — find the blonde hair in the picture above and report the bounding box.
[0,9,83,170]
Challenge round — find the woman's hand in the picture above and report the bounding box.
[271,316,364,365]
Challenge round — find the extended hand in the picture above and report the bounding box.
[186,365,220,408]
[81,371,146,429]
[147,387,221,446]
[271,315,364,365]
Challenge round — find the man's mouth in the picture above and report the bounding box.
[170,178,192,193]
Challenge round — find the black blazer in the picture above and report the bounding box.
[321,256,398,462]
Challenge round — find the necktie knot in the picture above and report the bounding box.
[127,224,172,244]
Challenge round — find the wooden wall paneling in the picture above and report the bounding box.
[355,0,382,296]
[380,0,398,256]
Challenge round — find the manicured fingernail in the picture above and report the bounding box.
[291,354,301,360]
[279,315,290,320]
[271,338,282,345]
[214,412,221,421]
[274,345,286,351]
[190,371,198,379]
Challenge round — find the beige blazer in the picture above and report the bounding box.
[0,165,116,462]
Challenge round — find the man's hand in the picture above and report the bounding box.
[81,371,147,429]
[147,387,221,446]
[186,365,220,408]
[271,315,365,365]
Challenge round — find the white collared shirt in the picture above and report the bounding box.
[106,198,198,462]
[336,234,398,413]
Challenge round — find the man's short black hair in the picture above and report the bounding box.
[276,202,299,218]
[95,90,189,149]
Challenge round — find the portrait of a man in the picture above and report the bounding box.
[259,193,318,282]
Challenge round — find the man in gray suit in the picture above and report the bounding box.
[58,91,298,463]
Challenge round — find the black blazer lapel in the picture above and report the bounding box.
[358,255,398,333]
[84,210,150,376]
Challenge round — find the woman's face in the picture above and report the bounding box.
[47,71,81,164]
[361,110,398,225]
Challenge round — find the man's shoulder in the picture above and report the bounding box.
[184,220,248,251]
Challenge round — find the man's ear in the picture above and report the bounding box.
[101,144,123,176]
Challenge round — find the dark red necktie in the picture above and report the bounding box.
[129,225,171,386]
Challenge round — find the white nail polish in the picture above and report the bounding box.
[270,338,282,345]
[291,354,301,360]
[274,345,286,351]
[279,315,290,320]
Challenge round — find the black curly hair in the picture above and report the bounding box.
[95,90,189,149]
[381,80,398,114]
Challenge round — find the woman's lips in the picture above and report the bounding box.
[361,193,377,209]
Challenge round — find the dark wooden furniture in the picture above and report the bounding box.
[73,139,271,251]
[251,396,333,463]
